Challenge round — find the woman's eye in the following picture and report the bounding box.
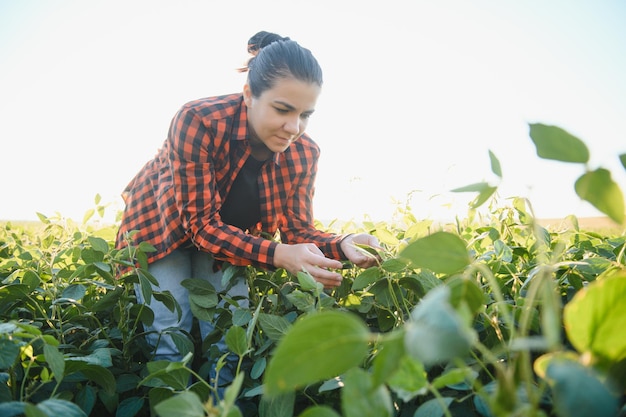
[275,107,289,114]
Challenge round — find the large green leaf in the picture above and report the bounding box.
[153,391,205,417]
[264,311,370,396]
[528,123,589,163]
[405,286,477,366]
[400,232,470,275]
[387,356,428,402]
[563,274,626,362]
[34,399,87,417]
[341,368,393,417]
[574,168,625,224]
[545,358,619,417]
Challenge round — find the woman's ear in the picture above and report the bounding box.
[243,83,253,106]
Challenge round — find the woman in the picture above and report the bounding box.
[115,31,379,365]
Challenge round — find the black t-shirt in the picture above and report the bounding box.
[220,156,265,231]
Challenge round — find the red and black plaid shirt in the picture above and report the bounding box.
[115,93,345,269]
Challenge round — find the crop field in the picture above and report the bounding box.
[1,124,625,417]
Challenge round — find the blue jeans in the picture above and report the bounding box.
[136,247,249,362]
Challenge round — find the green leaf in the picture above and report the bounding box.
[43,344,65,382]
[380,258,408,273]
[450,181,492,193]
[35,399,87,417]
[232,309,252,326]
[528,123,590,163]
[62,284,86,301]
[115,396,144,417]
[489,150,502,178]
[153,291,181,317]
[414,397,454,417]
[574,168,625,224]
[264,311,370,396]
[181,278,216,295]
[297,270,323,295]
[387,356,428,402]
[88,236,109,253]
[0,402,26,417]
[352,267,382,290]
[225,326,248,356]
[189,297,215,321]
[140,361,192,391]
[153,391,205,417]
[470,185,497,208]
[169,331,194,359]
[116,373,142,393]
[619,153,626,170]
[65,362,116,395]
[405,286,477,366]
[82,209,95,224]
[137,270,154,304]
[341,368,393,417]
[371,331,406,387]
[26,403,49,417]
[563,274,626,362]
[75,385,96,416]
[258,313,292,341]
[432,367,476,390]
[66,348,112,367]
[298,406,342,417]
[259,390,295,417]
[91,287,123,312]
[251,357,267,379]
[544,358,619,417]
[0,339,20,369]
[446,276,486,316]
[188,292,218,309]
[400,232,470,275]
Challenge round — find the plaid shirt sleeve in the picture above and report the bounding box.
[271,137,347,260]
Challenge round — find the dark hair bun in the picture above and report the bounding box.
[247,31,290,54]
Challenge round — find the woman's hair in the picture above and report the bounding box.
[246,31,286,54]
[242,31,323,98]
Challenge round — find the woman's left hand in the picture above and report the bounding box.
[340,233,382,269]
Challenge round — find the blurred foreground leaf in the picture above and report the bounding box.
[563,274,626,362]
[264,311,370,396]
[529,123,589,163]
[400,232,470,275]
[574,168,625,224]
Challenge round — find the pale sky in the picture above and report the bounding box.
[1,0,625,223]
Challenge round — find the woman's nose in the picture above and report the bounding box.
[284,116,300,135]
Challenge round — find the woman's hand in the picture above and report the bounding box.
[274,243,344,288]
[340,233,381,269]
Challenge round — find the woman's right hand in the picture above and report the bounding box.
[273,243,344,288]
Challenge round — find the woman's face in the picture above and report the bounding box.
[243,77,321,159]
